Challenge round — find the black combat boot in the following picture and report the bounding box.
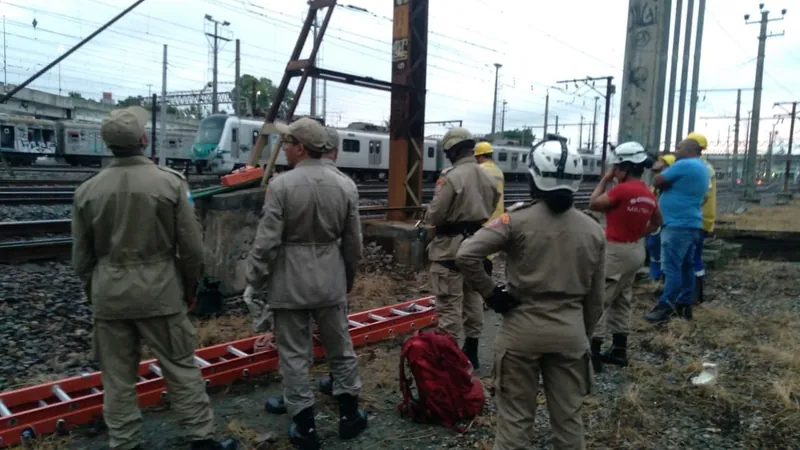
[288,407,321,450]
[337,393,368,440]
[600,333,629,367]
[644,303,677,324]
[318,372,334,396]
[590,338,604,373]
[677,303,693,320]
[264,395,287,415]
[461,337,480,369]
[190,437,239,450]
[694,276,706,304]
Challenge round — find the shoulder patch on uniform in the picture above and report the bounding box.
[156,165,187,180]
[486,212,510,229]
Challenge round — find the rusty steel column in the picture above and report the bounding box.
[388,0,428,222]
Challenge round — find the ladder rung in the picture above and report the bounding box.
[38,400,47,408]
[52,385,71,402]
[194,356,211,367]
[148,364,162,377]
[390,308,410,316]
[227,346,248,358]
[90,387,101,394]
[368,313,387,322]
[348,320,366,328]
[0,399,11,416]
[139,376,147,382]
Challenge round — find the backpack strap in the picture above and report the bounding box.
[397,331,420,421]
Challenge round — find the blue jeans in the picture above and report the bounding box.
[645,232,663,280]
[659,227,702,306]
[692,231,709,276]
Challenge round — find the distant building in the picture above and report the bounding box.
[100,92,114,106]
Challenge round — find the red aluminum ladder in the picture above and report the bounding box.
[0,297,437,447]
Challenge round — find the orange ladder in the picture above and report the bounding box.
[0,297,437,447]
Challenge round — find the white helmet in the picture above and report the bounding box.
[528,134,583,193]
[611,141,648,165]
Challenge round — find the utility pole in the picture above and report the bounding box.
[234,39,240,116]
[776,101,798,193]
[151,93,157,160]
[500,99,507,137]
[766,122,777,180]
[732,89,741,187]
[725,124,731,176]
[591,96,598,152]
[159,44,167,167]
[688,0,707,132]
[557,76,614,175]
[664,0,684,153]
[743,110,752,172]
[579,115,584,149]
[309,5,319,117]
[554,115,559,134]
[490,63,502,136]
[322,80,327,122]
[2,16,6,91]
[543,91,549,136]
[743,5,786,200]
[676,0,695,142]
[205,14,231,115]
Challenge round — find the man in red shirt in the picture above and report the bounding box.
[588,142,663,372]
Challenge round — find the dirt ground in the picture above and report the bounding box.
[718,198,800,232]
[17,254,800,450]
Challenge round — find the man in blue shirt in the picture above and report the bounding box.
[644,137,710,323]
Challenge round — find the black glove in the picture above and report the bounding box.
[485,284,520,314]
[346,270,355,294]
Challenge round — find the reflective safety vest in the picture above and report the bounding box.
[701,157,717,233]
[479,160,505,223]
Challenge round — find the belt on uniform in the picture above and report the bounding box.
[435,221,483,238]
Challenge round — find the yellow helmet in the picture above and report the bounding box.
[661,154,676,166]
[686,132,708,150]
[474,141,493,156]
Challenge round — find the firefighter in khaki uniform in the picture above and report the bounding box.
[71,106,237,450]
[474,141,505,281]
[456,135,605,450]
[425,127,500,369]
[246,117,367,450]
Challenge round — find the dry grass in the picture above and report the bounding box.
[718,199,800,232]
[589,259,800,448]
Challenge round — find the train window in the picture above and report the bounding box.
[428,146,434,158]
[68,131,80,143]
[375,141,381,153]
[231,128,238,143]
[252,130,259,145]
[369,141,374,153]
[168,140,178,149]
[42,130,54,143]
[583,159,588,166]
[343,139,360,153]
[522,154,527,163]
[498,152,508,162]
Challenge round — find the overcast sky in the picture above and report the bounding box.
[0,0,798,154]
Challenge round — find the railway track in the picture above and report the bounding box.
[0,194,591,264]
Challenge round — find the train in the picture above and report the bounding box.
[190,114,607,181]
[0,113,197,168]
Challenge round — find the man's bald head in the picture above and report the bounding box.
[675,138,702,160]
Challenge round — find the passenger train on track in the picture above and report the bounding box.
[0,114,197,168]
[191,114,607,182]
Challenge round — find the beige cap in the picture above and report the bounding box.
[101,106,149,150]
[442,127,474,150]
[275,117,329,152]
[325,127,339,149]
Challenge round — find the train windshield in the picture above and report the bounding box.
[194,115,228,145]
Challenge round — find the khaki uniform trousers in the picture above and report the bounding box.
[273,304,362,418]
[593,241,646,338]
[93,313,214,450]
[430,262,484,339]
[493,349,593,450]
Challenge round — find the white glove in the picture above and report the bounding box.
[243,285,273,333]
[649,226,662,236]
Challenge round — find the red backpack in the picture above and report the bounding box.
[397,328,486,432]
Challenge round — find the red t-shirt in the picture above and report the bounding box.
[605,180,658,243]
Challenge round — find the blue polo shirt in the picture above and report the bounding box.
[658,157,709,229]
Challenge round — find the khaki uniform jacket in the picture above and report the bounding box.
[245,158,362,310]
[455,201,606,353]
[71,156,205,320]
[425,157,500,262]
